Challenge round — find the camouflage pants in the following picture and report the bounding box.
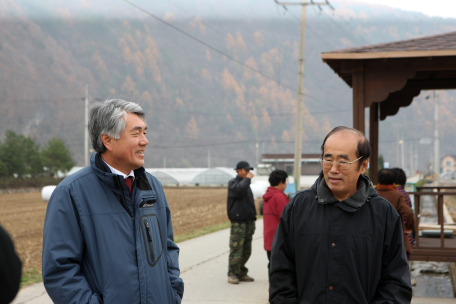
[228,221,255,277]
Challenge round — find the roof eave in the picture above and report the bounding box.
[321,49,456,60]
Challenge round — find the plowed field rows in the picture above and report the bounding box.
[0,187,232,274]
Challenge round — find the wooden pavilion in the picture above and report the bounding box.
[321,32,456,262]
[321,31,456,185]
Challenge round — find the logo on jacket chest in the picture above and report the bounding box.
[139,198,156,208]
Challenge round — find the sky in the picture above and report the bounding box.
[352,0,456,19]
[5,0,456,21]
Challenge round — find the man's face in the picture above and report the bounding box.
[322,131,368,200]
[237,168,249,179]
[109,112,148,174]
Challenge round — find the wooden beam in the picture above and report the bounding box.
[379,85,421,120]
[364,61,417,107]
[407,78,456,90]
[352,61,365,133]
[369,103,379,184]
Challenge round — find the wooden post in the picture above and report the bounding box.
[352,61,365,133]
[415,194,420,248]
[369,103,379,184]
[438,194,444,248]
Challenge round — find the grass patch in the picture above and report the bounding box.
[21,269,42,287]
[175,221,231,243]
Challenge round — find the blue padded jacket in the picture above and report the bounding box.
[42,153,184,304]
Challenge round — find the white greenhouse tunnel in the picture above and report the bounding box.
[41,166,318,202]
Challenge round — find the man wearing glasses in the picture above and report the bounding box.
[269,126,412,304]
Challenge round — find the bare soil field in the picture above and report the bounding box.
[0,187,251,276]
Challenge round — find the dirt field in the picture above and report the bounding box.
[0,187,252,275]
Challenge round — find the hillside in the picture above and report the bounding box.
[1,0,456,170]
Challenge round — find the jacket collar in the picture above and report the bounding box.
[91,152,149,194]
[312,174,376,212]
[377,184,397,191]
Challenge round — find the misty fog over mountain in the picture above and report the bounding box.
[1,0,456,171]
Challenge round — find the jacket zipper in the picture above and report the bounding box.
[144,220,156,262]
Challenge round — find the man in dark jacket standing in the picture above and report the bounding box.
[227,161,256,284]
[42,99,184,304]
[270,126,412,304]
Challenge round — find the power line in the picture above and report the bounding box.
[122,1,291,91]
[147,136,429,150]
[315,6,366,46]
[286,9,337,49]
[152,138,324,149]
[163,0,299,79]
[150,107,351,117]
[121,0,336,109]
[195,0,295,60]
[327,9,370,45]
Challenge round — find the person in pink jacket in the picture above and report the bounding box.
[263,169,289,281]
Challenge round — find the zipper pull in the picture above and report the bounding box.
[144,220,156,262]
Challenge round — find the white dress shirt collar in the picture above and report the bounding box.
[100,157,135,181]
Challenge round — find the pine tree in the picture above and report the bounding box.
[41,137,76,177]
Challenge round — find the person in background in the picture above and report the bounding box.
[377,168,415,260]
[0,224,22,304]
[393,167,416,250]
[227,161,256,284]
[269,126,412,304]
[263,169,289,282]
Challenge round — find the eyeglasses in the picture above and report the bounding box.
[319,156,363,170]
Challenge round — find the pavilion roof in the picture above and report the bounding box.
[322,31,456,60]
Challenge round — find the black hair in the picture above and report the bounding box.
[320,126,371,170]
[377,169,397,185]
[392,167,407,185]
[269,169,288,187]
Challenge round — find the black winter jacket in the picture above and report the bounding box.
[269,174,412,304]
[227,176,256,223]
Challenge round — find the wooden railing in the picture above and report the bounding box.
[407,186,456,262]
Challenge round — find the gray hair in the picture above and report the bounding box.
[89,99,146,153]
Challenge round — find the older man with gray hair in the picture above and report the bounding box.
[42,99,184,304]
[269,126,412,304]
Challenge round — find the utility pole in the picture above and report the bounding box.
[84,84,89,167]
[208,149,211,168]
[274,0,333,191]
[255,139,259,168]
[409,144,414,174]
[400,135,405,169]
[396,134,400,167]
[434,91,440,185]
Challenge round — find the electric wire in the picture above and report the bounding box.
[315,6,366,47]
[162,0,300,79]
[150,107,351,117]
[121,0,341,109]
[285,9,338,50]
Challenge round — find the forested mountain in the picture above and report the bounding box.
[1,0,456,170]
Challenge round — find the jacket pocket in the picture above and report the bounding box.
[140,214,163,267]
